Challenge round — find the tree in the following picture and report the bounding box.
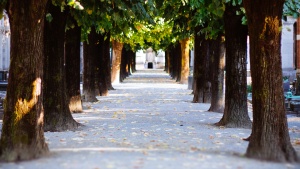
[83,27,98,102]
[111,40,124,84]
[103,33,114,90]
[108,1,155,84]
[120,45,136,82]
[65,13,83,112]
[43,2,79,131]
[168,42,181,81]
[154,1,194,83]
[192,26,211,103]
[179,38,190,84]
[243,0,299,162]
[120,46,130,82]
[0,0,49,161]
[216,2,252,128]
[174,42,182,82]
[208,35,225,113]
[190,0,225,104]
[96,32,111,96]
[68,0,155,99]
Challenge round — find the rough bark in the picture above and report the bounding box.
[203,40,212,103]
[65,16,82,113]
[179,38,190,84]
[83,27,98,102]
[244,0,298,162]
[94,33,108,96]
[95,33,108,96]
[216,3,251,128]
[192,29,202,101]
[208,36,225,113]
[0,0,49,162]
[43,3,79,132]
[193,27,211,103]
[111,40,124,84]
[102,32,114,90]
[169,42,181,81]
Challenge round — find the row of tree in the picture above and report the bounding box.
[0,0,299,163]
[163,0,299,162]
[0,0,156,162]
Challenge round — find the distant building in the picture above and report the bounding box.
[135,48,165,69]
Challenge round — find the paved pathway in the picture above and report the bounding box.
[1,69,300,169]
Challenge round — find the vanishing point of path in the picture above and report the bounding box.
[1,69,300,169]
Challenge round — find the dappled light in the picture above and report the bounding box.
[14,78,42,125]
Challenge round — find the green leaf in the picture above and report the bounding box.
[241,16,247,25]
[74,2,84,10]
[46,13,53,22]
[67,0,75,6]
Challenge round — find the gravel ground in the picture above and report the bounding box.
[0,69,299,169]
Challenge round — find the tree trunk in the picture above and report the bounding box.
[95,33,108,96]
[122,48,134,78]
[120,48,125,82]
[102,32,114,90]
[171,45,176,79]
[131,50,136,72]
[192,29,202,101]
[0,0,49,162]
[65,16,82,113]
[165,50,169,73]
[111,40,123,84]
[243,0,298,162]
[168,46,175,78]
[120,48,128,82]
[43,3,79,132]
[193,27,211,103]
[169,45,175,78]
[216,3,251,128]
[169,42,181,81]
[179,38,190,84]
[208,36,225,113]
[128,49,134,75]
[94,33,108,96]
[203,40,211,103]
[83,27,98,102]
[175,42,182,82]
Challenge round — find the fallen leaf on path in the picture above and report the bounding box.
[190,146,200,151]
